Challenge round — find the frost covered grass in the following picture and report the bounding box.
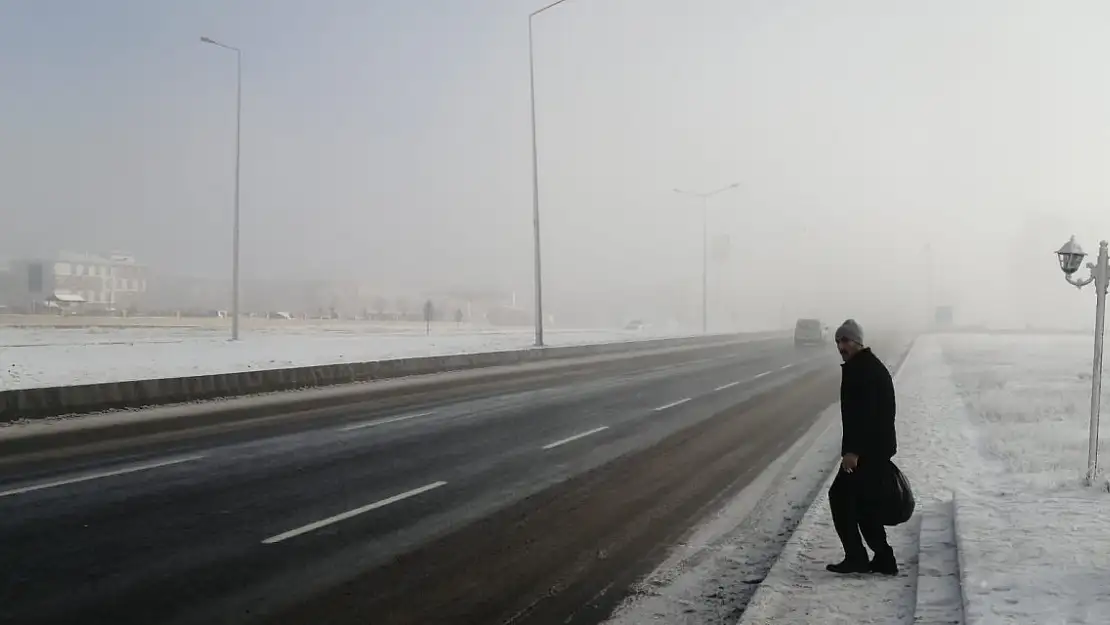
[939,333,1107,490]
[929,334,1110,625]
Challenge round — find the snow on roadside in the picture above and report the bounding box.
[733,332,1110,625]
[730,338,986,625]
[937,332,1110,625]
[0,325,708,390]
[954,492,1110,624]
[731,331,1110,625]
[605,345,915,625]
[941,332,1110,491]
[603,406,843,625]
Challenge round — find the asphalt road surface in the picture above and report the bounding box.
[0,337,860,625]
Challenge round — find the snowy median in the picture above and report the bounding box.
[0,324,709,390]
[0,324,782,421]
[734,333,1110,625]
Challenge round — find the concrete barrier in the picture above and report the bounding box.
[0,332,783,421]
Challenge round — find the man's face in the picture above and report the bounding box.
[836,337,859,362]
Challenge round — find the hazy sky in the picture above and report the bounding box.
[5,0,1110,329]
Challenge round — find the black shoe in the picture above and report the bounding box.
[826,558,870,574]
[870,552,898,576]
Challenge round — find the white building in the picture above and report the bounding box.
[3,251,148,313]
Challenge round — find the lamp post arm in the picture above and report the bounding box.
[1067,266,1097,289]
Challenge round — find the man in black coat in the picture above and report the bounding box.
[825,319,898,576]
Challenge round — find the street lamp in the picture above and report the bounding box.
[674,183,740,334]
[528,0,577,348]
[1055,235,1110,485]
[200,36,243,341]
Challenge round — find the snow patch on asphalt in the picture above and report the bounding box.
[603,405,843,625]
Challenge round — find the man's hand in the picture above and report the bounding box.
[841,453,860,473]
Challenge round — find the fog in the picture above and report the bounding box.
[4,0,1110,332]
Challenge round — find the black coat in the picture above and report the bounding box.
[840,347,897,460]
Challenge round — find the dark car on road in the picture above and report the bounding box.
[793,318,828,347]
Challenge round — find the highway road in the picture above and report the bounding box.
[0,337,860,625]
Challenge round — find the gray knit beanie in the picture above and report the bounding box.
[835,319,864,345]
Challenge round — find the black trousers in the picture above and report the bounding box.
[828,462,892,562]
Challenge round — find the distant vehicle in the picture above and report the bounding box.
[624,319,646,331]
[793,318,827,346]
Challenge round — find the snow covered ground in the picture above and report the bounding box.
[0,324,701,390]
[940,333,1110,624]
[744,333,1110,625]
[611,332,1110,625]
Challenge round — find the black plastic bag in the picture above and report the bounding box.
[878,461,915,526]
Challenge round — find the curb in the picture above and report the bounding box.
[912,496,965,624]
[951,492,974,624]
[736,454,843,624]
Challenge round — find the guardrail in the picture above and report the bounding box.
[0,332,784,421]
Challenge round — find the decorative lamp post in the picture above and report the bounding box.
[1055,235,1110,485]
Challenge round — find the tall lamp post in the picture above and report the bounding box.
[528,0,577,348]
[1055,235,1110,485]
[674,183,740,334]
[200,36,243,341]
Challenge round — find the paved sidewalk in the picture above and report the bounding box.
[735,460,919,624]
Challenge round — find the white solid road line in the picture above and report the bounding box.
[262,481,448,544]
[753,371,772,379]
[0,454,206,499]
[339,411,435,432]
[715,381,741,391]
[541,426,610,451]
[653,397,692,412]
[780,363,795,371]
